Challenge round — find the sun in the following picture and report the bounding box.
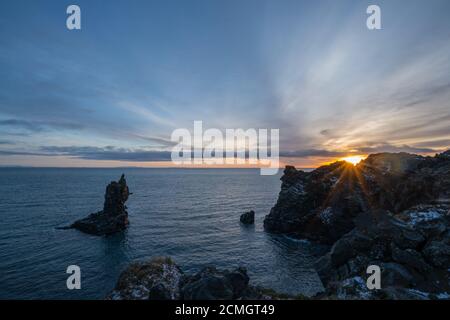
[341,155,365,165]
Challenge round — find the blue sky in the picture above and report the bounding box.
[1,0,450,167]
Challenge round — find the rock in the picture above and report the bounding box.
[329,238,356,267]
[377,287,431,300]
[108,256,447,300]
[327,277,446,300]
[148,283,173,300]
[314,207,450,298]
[265,150,450,298]
[334,276,374,300]
[109,258,290,300]
[416,220,447,239]
[381,262,416,287]
[240,210,255,225]
[68,174,130,236]
[390,244,432,273]
[108,257,182,300]
[393,228,426,250]
[346,256,371,278]
[181,269,234,300]
[264,162,365,244]
[314,253,334,286]
[180,266,250,300]
[422,241,450,269]
[225,266,250,296]
[398,205,448,238]
[264,150,450,244]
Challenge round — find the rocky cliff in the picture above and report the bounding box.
[264,151,450,244]
[264,150,450,299]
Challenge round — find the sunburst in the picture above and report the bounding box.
[340,155,365,165]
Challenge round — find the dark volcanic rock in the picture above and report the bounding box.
[68,174,130,236]
[423,241,450,269]
[240,210,255,225]
[180,266,250,300]
[109,257,283,300]
[315,207,450,298]
[108,257,182,300]
[390,244,432,273]
[264,149,450,299]
[264,161,368,244]
[380,262,416,287]
[264,150,450,244]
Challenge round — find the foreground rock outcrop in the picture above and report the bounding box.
[63,174,130,236]
[315,207,450,299]
[108,257,292,300]
[108,257,182,300]
[264,150,450,299]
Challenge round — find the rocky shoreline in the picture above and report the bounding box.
[108,257,299,300]
[61,151,450,300]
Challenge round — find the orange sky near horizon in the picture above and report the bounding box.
[1,150,442,169]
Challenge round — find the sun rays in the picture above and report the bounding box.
[340,155,366,165]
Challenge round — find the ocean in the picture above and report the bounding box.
[0,168,324,299]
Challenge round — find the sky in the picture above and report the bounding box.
[0,0,450,168]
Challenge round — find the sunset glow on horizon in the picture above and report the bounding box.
[340,155,366,166]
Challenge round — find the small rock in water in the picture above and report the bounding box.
[240,210,255,225]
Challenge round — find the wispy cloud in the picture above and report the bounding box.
[116,101,176,128]
[39,146,172,162]
[0,139,14,145]
[0,119,83,133]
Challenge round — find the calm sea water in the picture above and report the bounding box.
[0,168,324,299]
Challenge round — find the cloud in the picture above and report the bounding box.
[0,119,44,132]
[279,143,443,159]
[117,102,176,128]
[132,134,177,147]
[280,149,349,158]
[0,150,46,156]
[39,146,172,162]
[354,144,437,154]
[0,119,83,133]
[1,141,444,165]
[0,140,14,145]
[412,139,450,149]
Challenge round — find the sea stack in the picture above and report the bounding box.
[68,174,130,236]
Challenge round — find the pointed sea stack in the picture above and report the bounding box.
[68,174,130,236]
